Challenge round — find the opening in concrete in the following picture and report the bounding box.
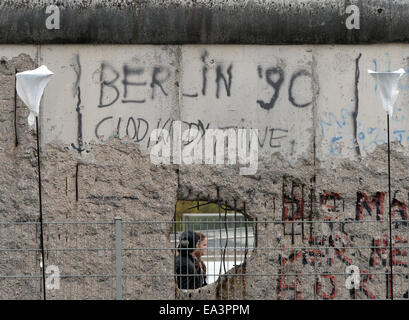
[172,200,255,290]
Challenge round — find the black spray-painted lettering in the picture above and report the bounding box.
[116,117,122,136]
[270,128,288,148]
[257,66,285,111]
[135,118,149,142]
[288,69,313,108]
[151,66,170,100]
[95,116,113,139]
[71,54,84,153]
[126,117,137,139]
[215,64,233,99]
[122,65,146,104]
[126,117,148,142]
[98,63,120,108]
[201,50,208,96]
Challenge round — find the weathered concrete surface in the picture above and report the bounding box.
[0,51,40,299]
[1,44,409,299]
[38,45,314,164]
[2,1,409,44]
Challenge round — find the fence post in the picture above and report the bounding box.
[115,217,122,300]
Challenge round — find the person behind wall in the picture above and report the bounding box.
[175,230,208,290]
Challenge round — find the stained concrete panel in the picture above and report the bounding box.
[40,45,179,151]
[180,45,314,163]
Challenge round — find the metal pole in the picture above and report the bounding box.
[387,114,393,300]
[36,116,46,300]
[14,69,18,147]
[115,217,122,300]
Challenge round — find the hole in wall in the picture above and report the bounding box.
[172,199,256,290]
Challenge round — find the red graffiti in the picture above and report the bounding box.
[308,236,328,246]
[280,245,327,268]
[320,191,343,219]
[393,235,408,267]
[356,192,385,221]
[370,235,408,267]
[358,270,375,299]
[369,235,388,267]
[329,234,353,266]
[280,249,303,266]
[277,272,302,300]
[315,274,337,300]
[391,199,409,221]
[303,249,327,267]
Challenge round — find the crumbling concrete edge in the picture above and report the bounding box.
[1,0,408,44]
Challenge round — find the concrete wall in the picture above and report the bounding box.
[2,0,409,44]
[1,43,409,299]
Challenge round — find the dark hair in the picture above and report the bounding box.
[177,230,199,256]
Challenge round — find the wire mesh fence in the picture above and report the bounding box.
[0,216,408,300]
[0,221,117,300]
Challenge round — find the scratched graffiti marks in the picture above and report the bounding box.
[282,177,308,244]
[320,191,344,221]
[274,187,409,299]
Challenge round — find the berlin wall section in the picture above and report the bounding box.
[1,44,409,299]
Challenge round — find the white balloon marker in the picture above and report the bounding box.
[16,65,54,126]
[368,68,405,117]
[15,65,54,300]
[368,67,406,300]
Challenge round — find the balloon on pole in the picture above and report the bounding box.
[368,68,405,116]
[15,65,54,300]
[16,65,54,126]
[368,67,406,300]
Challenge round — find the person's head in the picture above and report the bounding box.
[192,232,207,258]
[177,231,207,257]
[177,230,199,256]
